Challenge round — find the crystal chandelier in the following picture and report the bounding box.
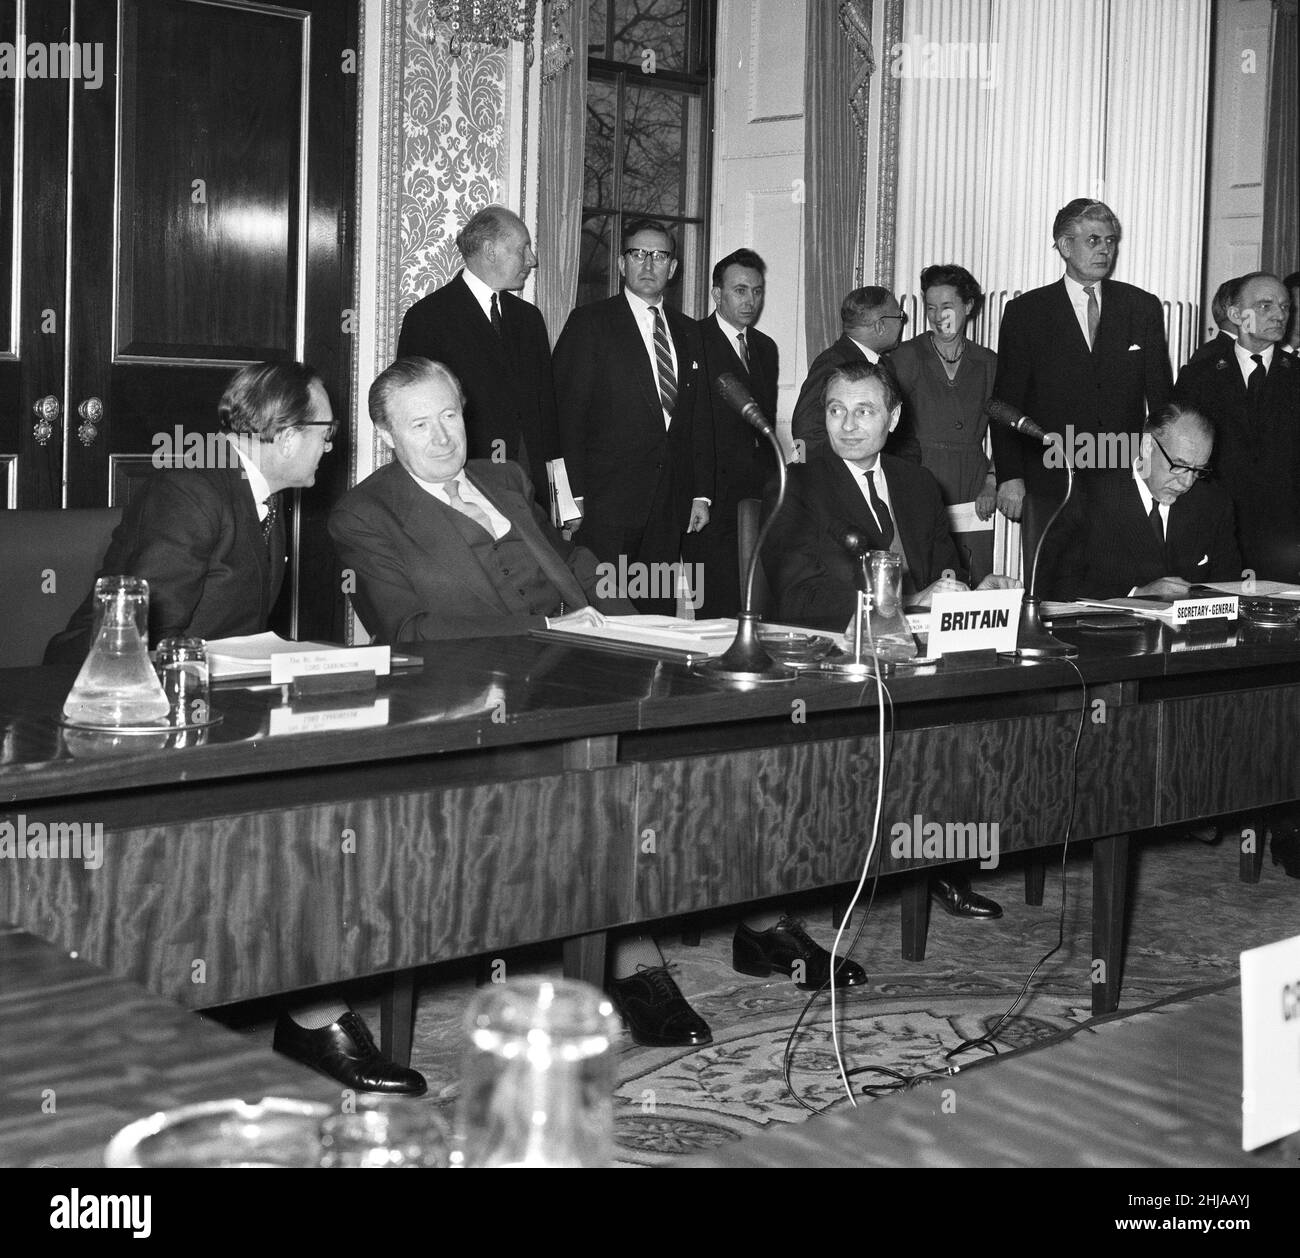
[427,0,539,61]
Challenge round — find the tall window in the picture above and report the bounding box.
[581,0,714,313]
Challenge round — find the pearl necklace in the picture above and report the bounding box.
[930,333,965,365]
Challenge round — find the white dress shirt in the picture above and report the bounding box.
[461,266,500,323]
[1233,341,1274,389]
[410,468,511,540]
[227,438,273,521]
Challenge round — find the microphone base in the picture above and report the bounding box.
[1012,595,1078,658]
[693,613,798,684]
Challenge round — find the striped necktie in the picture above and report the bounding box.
[652,306,678,418]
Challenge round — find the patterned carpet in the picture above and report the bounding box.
[230,829,1298,1167]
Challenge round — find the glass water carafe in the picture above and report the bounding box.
[62,576,170,726]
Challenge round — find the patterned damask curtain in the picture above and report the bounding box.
[536,0,588,342]
[803,1,871,358]
[1261,0,1298,275]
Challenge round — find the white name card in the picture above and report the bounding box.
[1171,595,1238,626]
[1241,933,1300,1150]
[927,589,1022,658]
[269,697,391,736]
[270,645,392,684]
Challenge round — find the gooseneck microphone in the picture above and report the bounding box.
[984,398,1051,447]
[839,530,872,593]
[693,375,796,683]
[983,399,1077,658]
[716,373,775,437]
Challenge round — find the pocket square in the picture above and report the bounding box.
[1197,555,1209,565]
[1128,343,1142,351]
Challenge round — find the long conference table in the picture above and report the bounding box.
[2,615,1299,1068]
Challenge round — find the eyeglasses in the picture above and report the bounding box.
[1150,432,1210,480]
[300,421,338,442]
[877,312,908,324]
[623,248,673,264]
[1069,234,1120,249]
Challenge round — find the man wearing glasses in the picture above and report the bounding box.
[1038,403,1240,601]
[991,198,1172,563]
[552,217,714,618]
[46,362,427,1095]
[1173,272,1300,584]
[46,362,337,660]
[791,285,920,462]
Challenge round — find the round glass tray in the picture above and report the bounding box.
[758,630,836,666]
[57,712,223,734]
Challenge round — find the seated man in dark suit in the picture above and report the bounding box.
[330,356,715,1046]
[1039,403,1241,601]
[47,362,426,1095]
[766,360,1015,918]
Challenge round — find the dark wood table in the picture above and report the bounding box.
[0,923,335,1167]
[2,617,1298,1059]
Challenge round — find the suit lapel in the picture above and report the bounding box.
[387,466,510,613]
[453,272,514,368]
[823,456,887,550]
[1116,477,1167,569]
[223,467,276,614]
[1050,279,1092,358]
[611,296,665,426]
[464,467,590,608]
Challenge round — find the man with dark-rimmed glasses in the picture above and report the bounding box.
[1039,402,1240,601]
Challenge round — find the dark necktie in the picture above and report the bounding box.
[445,478,495,535]
[736,331,749,369]
[864,469,895,549]
[1084,284,1100,348]
[261,494,278,547]
[1148,499,1166,562]
[490,292,502,337]
[1247,353,1265,403]
[652,307,678,418]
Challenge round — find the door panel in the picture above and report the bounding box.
[0,0,72,508]
[115,1,304,362]
[65,0,356,640]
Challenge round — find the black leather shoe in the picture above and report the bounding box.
[273,1011,428,1095]
[1271,816,1300,878]
[733,916,867,990]
[609,966,712,1048]
[931,875,1003,919]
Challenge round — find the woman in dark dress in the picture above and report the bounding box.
[891,264,997,582]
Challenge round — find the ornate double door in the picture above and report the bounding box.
[0,0,356,637]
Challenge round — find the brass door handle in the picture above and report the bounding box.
[32,395,61,446]
[77,397,104,446]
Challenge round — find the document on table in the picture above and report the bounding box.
[536,615,828,662]
[1203,579,1300,600]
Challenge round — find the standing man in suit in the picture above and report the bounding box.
[1173,271,1300,583]
[553,218,714,616]
[790,286,920,463]
[1184,276,1240,369]
[331,356,716,1046]
[992,198,1172,561]
[47,362,427,1096]
[397,205,559,506]
[1039,403,1240,600]
[767,361,1013,918]
[689,248,780,617]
